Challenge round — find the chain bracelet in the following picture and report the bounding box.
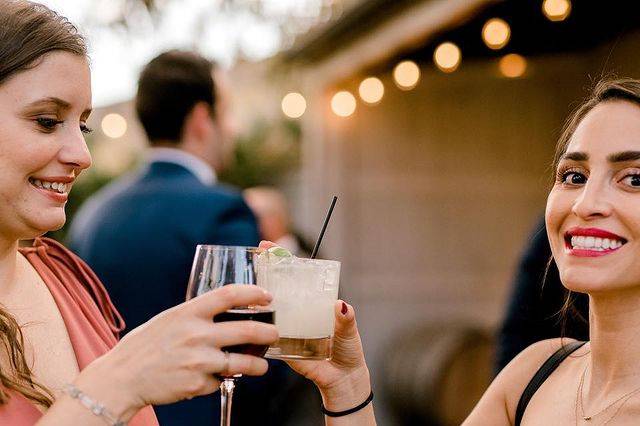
[62,383,126,426]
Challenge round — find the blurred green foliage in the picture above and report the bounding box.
[219,119,302,188]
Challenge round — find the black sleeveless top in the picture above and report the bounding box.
[514,341,587,426]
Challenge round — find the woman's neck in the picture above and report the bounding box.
[0,237,20,296]
[588,289,640,395]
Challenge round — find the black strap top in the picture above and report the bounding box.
[514,341,587,426]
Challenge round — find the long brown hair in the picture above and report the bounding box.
[0,0,87,408]
[552,78,640,333]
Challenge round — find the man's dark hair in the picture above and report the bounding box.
[135,50,216,144]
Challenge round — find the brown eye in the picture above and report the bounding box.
[621,174,640,187]
[562,171,586,185]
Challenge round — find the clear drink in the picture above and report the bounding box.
[257,254,340,360]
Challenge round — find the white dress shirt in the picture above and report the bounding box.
[147,147,217,186]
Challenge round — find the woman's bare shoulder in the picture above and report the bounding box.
[502,338,581,419]
[464,338,580,425]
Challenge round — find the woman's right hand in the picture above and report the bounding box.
[287,301,372,414]
[257,240,372,413]
[74,284,278,421]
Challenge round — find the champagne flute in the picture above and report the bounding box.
[186,245,274,426]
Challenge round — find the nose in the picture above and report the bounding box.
[571,176,613,220]
[58,126,92,173]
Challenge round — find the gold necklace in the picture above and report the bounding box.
[576,362,640,424]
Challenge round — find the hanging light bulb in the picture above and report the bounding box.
[393,61,420,90]
[281,92,307,118]
[331,91,356,117]
[482,18,511,50]
[433,42,462,73]
[499,54,527,78]
[101,113,127,139]
[358,77,385,105]
[542,0,571,22]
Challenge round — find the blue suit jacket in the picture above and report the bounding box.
[68,162,295,425]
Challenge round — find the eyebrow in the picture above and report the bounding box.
[26,96,71,110]
[561,151,640,163]
[24,96,92,116]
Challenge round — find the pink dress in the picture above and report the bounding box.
[0,237,158,425]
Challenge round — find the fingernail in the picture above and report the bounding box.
[341,302,348,315]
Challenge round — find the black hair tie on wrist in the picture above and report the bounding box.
[321,391,374,417]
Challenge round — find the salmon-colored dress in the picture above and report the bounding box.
[0,237,158,425]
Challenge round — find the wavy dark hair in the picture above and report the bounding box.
[0,0,87,408]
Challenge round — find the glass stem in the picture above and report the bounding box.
[220,378,235,426]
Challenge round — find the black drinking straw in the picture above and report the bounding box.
[310,196,338,259]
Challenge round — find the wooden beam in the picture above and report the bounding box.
[298,0,499,87]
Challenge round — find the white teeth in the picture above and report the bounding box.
[570,235,624,251]
[30,179,68,194]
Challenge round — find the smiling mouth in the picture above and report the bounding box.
[28,177,69,194]
[564,229,627,253]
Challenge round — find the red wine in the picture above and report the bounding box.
[213,308,275,357]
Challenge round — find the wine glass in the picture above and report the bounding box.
[186,245,274,426]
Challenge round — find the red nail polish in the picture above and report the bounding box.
[341,302,348,315]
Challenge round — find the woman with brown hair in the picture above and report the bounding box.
[0,2,278,425]
[284,78,640,425]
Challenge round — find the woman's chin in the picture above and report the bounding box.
[25,215,66,237]
[561,273,625,294]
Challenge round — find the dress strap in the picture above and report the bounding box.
[515,340,586,425]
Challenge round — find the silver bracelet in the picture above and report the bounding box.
[62,383,126,426]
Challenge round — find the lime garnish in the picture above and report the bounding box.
[267,246,292,257]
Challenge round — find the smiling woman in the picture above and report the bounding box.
[273,78,640,426]
[1,52,93,238]
[0,2,281,426]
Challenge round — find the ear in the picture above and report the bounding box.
[183,102,213,142]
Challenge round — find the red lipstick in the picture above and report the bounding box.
[563,227,627,258]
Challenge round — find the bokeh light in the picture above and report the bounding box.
[331,91,357,117]
[482,18,511,50]
[358,77,385,105]
[393,61,420,90]
[499,54,527,78]
[101,113,127,139]
[281,92,307,118]
[433,42,462,73]
[542,0,572,22]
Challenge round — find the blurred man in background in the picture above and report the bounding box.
[244,186,312,257]
[68,50,303,426]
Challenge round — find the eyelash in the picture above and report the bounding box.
[36,117,93,134]
[556,165,640,188]
[556,166,586,184]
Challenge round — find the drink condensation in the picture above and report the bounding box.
[257,255,340,360]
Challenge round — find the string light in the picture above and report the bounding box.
[542,0,571,22]
[499,54,527,78]
[393,60,420,90]
[101,113,127,139]
[433,42,461,73]
[482,18,511,50]
[331,91,356,117]
[358,77,384,105]
[281,92,307,118]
